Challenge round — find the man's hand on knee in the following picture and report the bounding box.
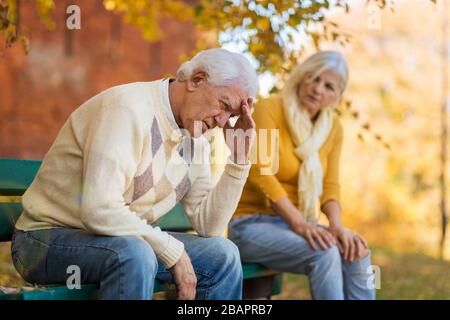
[170,250,197,300]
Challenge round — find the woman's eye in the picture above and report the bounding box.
[326,84,335,91]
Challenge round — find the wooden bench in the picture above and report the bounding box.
[0,158,282,300]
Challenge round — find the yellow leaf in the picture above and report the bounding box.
[103,0,116,11]
[256,18,270,31]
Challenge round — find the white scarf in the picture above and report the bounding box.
[282,94,333,224]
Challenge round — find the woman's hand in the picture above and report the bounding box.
[329,226,368,261]
[294,222,336,251]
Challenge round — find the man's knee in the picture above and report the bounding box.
[190,237,243,299]
[108,236,158,275]
[206,237,242,276]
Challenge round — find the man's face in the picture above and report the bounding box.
[180,71,249,137]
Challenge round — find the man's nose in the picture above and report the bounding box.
[214,112,230,128]
[312,82,324,95]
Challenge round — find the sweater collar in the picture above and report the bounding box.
[160,78,179,131]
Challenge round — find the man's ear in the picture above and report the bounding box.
[187,69,208,92]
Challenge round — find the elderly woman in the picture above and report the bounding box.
[229,51,375,300]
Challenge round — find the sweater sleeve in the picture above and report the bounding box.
[80,103,184,268]
[180,141,250,237]
[320,117,343,206]
[246,97,288,204]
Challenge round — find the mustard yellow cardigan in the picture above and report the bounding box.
[234,94,343,217]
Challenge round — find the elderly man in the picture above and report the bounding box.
[11,48,258,300]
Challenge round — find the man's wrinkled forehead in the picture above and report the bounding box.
[220,86,249,115]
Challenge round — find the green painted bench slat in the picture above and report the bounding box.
[0,284,99,300]
[154,204,193,231]
[0,281,170,300]
[0,202,191,241]
[0,159,41,196]
[0,203,22,241]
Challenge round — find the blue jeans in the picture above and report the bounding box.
[228,214,375,300]
[11,227,242,300]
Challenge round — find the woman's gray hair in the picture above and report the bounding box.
[283,51,349,109]
[177,48,258,98]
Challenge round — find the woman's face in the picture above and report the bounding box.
[297,69,342,120]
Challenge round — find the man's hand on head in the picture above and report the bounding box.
[223,98,256,165]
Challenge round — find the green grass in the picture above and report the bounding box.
[370,246,450,299]
[274,246,450,300]
[2,243,450,299]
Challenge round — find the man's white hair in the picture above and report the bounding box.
[177,48,258,98]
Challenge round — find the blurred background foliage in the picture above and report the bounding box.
[2,0,391,73]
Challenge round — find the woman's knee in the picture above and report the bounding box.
[312,245,341,268]
[357,248,370,260]
[354,247,371,261]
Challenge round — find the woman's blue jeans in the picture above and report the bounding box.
[11,227,243,300]
[228,214,375,300]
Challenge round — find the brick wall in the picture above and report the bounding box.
[0,0,200,158]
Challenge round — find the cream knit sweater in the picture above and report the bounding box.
[16,80,250,268]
